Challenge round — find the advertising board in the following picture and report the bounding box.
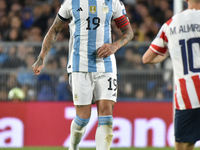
[0,101,178,147]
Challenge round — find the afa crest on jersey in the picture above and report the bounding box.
[90,6,96,14]
[74,93,78,101]
[102,2,109,13]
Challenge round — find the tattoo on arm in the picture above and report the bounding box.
[40,16,65,58]
[36,57,43,67]
[111,25,133,53]
[118,25,133,48]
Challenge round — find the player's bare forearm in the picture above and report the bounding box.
[114,24,133,50]
[97,24,133,58]
[32,15,66,75]
[142,49,169,64]
[38,15,65,59]
[34,56,44,67]
[149,52,169,63]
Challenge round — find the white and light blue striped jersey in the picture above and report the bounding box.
[58,0,128,73]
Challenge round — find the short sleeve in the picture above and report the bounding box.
[149,24,168,56]
[113,0,126,19]
[58,0,71,22]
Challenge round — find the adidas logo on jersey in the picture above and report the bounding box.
[77,7,83,11]
[112,93,117,97]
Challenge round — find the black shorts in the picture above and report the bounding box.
[175,108,200,143]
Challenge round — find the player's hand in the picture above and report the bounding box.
[32,56,45,76]
[97,43,117,58]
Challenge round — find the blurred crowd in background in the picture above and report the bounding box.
[0,0,179,102]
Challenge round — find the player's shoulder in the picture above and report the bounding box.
[165,11,184,26]
[112,0,125,5]
[165,9,198,27]
[165,18,173,26]
[171,9,199,21]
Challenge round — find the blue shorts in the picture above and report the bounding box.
[175,108,200,143]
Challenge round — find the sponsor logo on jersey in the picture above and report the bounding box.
[90,6,96,14]
[102,2,109,13]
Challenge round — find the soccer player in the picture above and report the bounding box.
[32,0,133,149]
[142,0,200,150]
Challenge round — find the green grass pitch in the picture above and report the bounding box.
[0,147,200,150]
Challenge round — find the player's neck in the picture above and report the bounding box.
[188,2,200,10]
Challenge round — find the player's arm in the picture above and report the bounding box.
[115,24,134,51]
[97,21,133,58]
[142,48,169,64]
[32,15,66,75]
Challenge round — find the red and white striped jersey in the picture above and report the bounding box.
[149,9,200,110]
